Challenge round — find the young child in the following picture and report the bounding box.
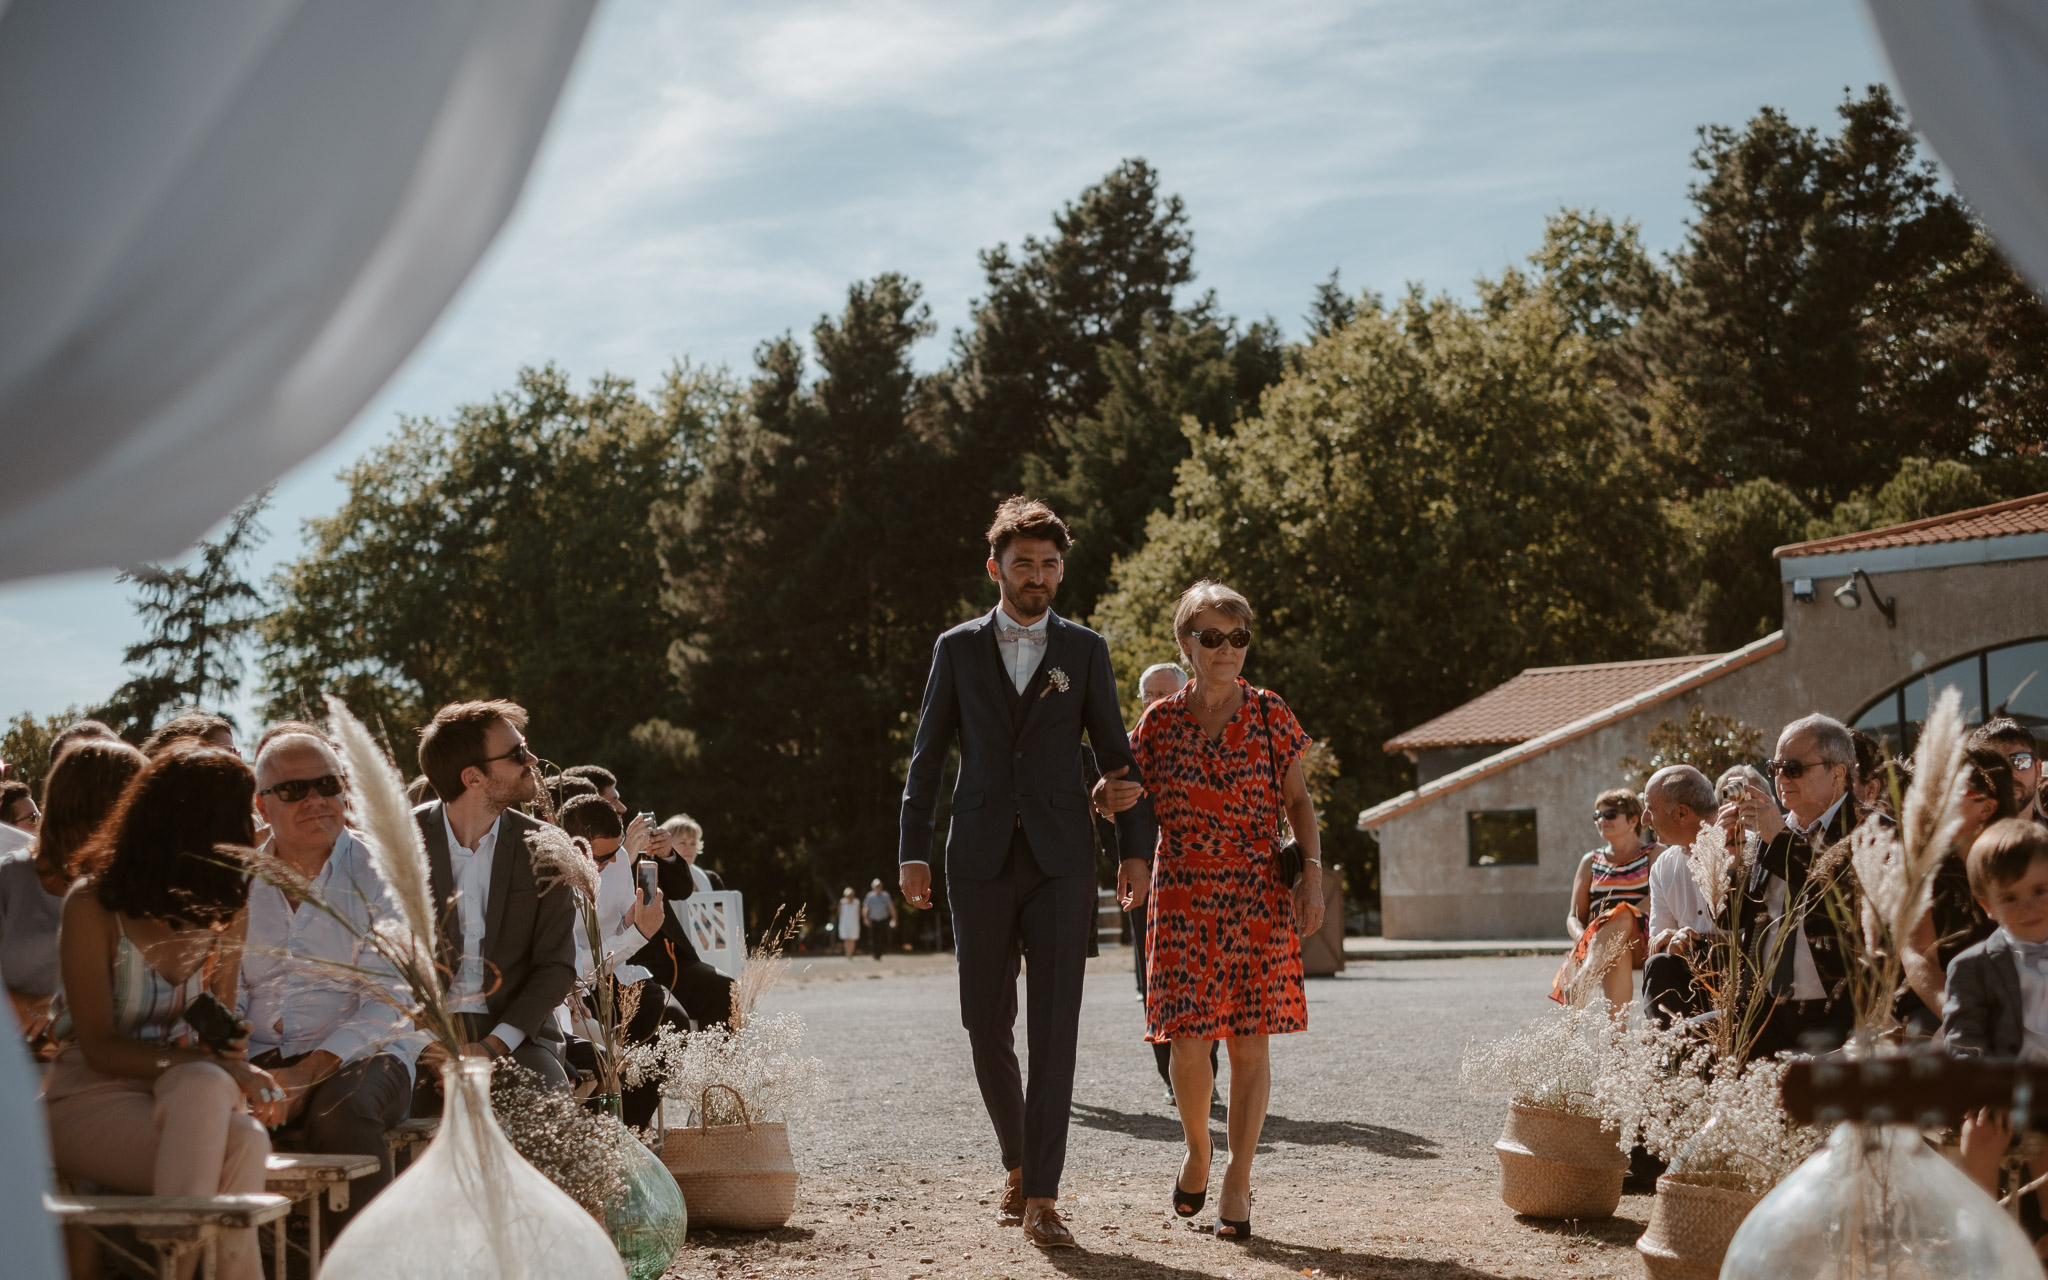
[1942,819,2048,1243]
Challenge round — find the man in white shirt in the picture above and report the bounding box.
[1729,713,1864,1060]
[0,781,35,856]
[1640,764,1722,1026]
[241,725,421,1228]
[412,700,578,1089]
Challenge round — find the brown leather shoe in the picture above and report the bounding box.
[995,1182,1025,1226]
[1023,1203,1077,1249]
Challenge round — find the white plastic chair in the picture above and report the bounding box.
[675,890,747,978]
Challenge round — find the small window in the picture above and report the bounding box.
[1468,810,1538,867]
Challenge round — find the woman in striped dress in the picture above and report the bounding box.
[1551,787,1658,1009]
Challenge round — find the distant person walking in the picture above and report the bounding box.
[863,879,897,959]
[837,888,861,958]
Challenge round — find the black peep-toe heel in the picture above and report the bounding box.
[1172,1180,1206,1217]
[1216,1214,1252,1241]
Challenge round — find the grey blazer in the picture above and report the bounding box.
[414,801,577,1048]
[1941,931,2026,1058]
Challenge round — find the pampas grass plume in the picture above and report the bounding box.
[325,694,437,962]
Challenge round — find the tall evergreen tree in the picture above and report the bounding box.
[648,275,960,907]
[102,491,270,736]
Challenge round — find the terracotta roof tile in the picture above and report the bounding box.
[1776,491,2048,559]
[1383,654,1725,753]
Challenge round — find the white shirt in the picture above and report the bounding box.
[0,824,30,857]
[572,854,651,983]
[239,830,424,1077]
[993,605,1048,694]
[1646,844,1720,941]
[1762,793,1847,1002]
[440,809,527,1052]
[2001,927,2048,1063]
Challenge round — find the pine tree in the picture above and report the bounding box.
[101,491,271,736]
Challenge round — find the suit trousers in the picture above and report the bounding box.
[949,827,1095,1199]
[412,1015,569,1116]
[44,1052,271,1280]
[257,1051,412,1234]
[1745,997,1852,1061]
[1642,952,1707,1028]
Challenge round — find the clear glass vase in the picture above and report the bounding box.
[1721,1121,2038,1278]
[322,1058,627,1280]
[606,1123,687,1280]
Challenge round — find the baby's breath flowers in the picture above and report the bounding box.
[1461,1001,1611,1116]
[491,1062,627,1219]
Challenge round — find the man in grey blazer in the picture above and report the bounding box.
[899,497,1148,1249]
[412,699,578,1090]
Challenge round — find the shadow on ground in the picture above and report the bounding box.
[1069,1102,1439,1158]
[1047,1236,1534,1279]
[1511,1212,1646,1245]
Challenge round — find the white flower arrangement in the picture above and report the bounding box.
[1460,1001,1612,1116]
[637,1011,823,1127]
[1040,666,1071,699]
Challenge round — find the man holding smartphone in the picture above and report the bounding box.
[556,795,671,1126]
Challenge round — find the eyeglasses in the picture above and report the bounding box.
[1188,628,1252,650]
[2011,752,2038,771]
[1764,757,1833,780]
[477,740,536,769]
[258,774,345,803]
[1593,808,1627,822]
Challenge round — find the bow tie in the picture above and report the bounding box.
[2015,937,2048,977]
[998,625,1047,646]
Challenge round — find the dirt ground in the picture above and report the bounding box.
[663,952,1648,1280]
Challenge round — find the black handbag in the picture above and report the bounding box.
[1253,690,1305,887]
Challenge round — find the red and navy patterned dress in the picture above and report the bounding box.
[1132,678,1311,1042]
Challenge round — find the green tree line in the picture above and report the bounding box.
[18,87,2048,921]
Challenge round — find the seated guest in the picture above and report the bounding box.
[1940,820,2048,1230]
[1900,747,2015,1030]
[44,743,281,1280]
[1551,788,1656,1009]
[556,795,676,1127]
[141,710,238,757]
[542,773,598,816]
[637,815,737,1029]
[1641,765,1723,1025]
[561,764,624,814]
[658,813,724,890]
[413,700,577,1089]
[2,739,145,1051]
[1850,728,1889,811]
[0,780,35,855]
[1727,713,1865,1060]
[1973,717,2045,827]
[240,725,420,1232]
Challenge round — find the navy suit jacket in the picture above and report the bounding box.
[898,608,1140,881]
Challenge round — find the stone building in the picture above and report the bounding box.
[1358,492,2048,939]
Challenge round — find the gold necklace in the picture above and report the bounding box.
[1190,682,1239,714]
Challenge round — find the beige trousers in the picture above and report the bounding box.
[45,1050,271,1280]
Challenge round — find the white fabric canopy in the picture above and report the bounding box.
[0,0,598,582]
[1865,0,2048,297]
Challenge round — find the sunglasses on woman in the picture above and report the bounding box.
[258,774,345,803]
[1189,628,1252,649]
[1592,808,1627,822]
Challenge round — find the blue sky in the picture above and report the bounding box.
[0,0,1894,731]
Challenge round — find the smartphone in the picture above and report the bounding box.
[637,811,655,828]
[183,991,250,1055]
[637,859,659,900]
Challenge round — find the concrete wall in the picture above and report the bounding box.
[1376,552,2048,939]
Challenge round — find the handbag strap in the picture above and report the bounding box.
[1252,690,1289,842]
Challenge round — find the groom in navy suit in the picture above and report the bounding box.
[900,496,1149,1249]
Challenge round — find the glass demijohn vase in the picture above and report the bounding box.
[606,1123,687,1280]
[321,1058,627,1280]
[1721,1121,2037,1279]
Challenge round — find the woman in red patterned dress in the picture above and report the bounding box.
[1128,580,1323,1242]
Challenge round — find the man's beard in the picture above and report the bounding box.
[485,770,535,810]
[1003,580,1055,616]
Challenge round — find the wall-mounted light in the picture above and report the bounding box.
[1832,567,1896,628]
[1792,577,1815,603]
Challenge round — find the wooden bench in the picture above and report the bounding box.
[382,1117,437,1172]
[46,1192,291,1280]
[263,1152,379,1278]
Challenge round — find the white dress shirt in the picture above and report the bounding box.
[240,831,425,1078]
[994,605,1048,694]
[1761,793,1847,1002]
[440,809,527,1052]
[0,824,30,856]
[573,854,651,983]
[1646,844,1720,941]
[2001,927,2048,1063]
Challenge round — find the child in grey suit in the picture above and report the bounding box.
[1940,819,2048,1235]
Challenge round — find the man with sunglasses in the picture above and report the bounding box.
[1973,718,2047,828]
[1726,713,1868,1060]
[413,699,577,1090]
[241,724,420,1231]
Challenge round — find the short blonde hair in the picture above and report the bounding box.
[1172,581,1253,651]
[661,813,705,854]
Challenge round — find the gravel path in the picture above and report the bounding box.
[667,950,1649,1279]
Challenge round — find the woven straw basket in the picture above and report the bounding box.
[1493,1103,1627,1219]
[1635,1173,1759,1280]
[660,1085,798,1230]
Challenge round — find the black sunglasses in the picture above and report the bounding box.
[1593,808,1627,822]
[259,774,345,803]
[1764,757,1832,780]
[477,740,536,769]
[1189,627,1252,650]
